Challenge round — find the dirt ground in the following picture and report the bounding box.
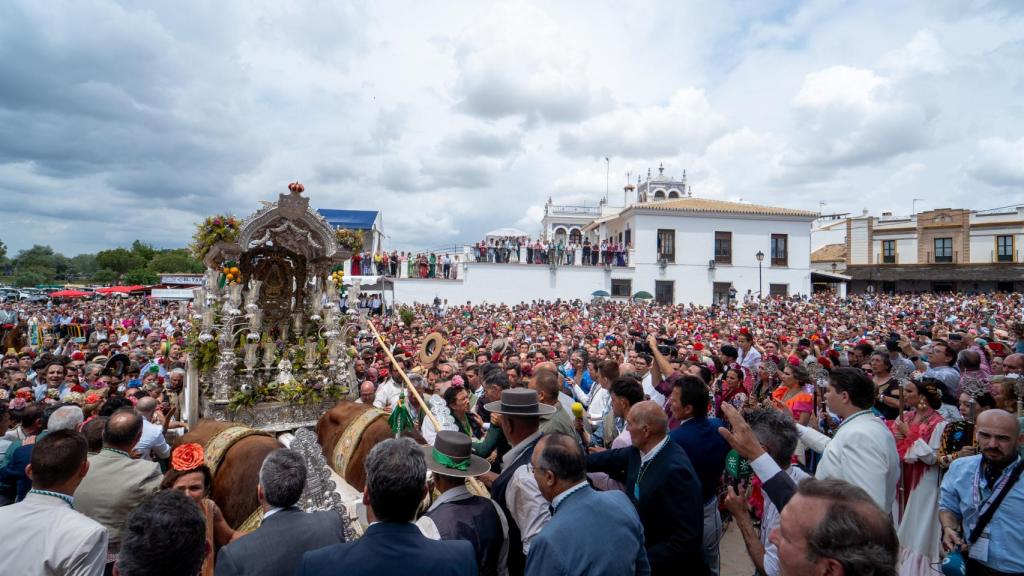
[720,521,756,576]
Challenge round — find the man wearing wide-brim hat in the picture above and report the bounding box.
[483,389,554,576]
[419,431,509,576]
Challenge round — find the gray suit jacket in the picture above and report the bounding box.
[215,507,346,576]
[75,449,162,548]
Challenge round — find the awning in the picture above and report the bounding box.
[49,290,92,298]
[96,285,146,294]
[811,270,852,283]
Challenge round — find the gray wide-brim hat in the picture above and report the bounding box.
[423,430,491,478]
[483,388,556,417]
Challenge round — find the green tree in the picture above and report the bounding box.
[69,254,99,279]
[131,240,157,262]
[124,267,159,285]
[0,239,7,263]
[91,269,118,284]
[149,249,204,274]
[96,248,144,276]
[14,270,46,287]
[14,245,57,272]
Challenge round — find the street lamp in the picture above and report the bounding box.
[756,250,765,297]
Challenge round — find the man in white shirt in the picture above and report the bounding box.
[0,429,107,576]
[134,397,171,461]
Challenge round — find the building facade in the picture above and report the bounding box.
[816,205,1024,293]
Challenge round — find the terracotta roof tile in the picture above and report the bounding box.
[811,243,847,262]
[633,197,818,218]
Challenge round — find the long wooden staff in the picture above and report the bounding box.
[365,318,489,497]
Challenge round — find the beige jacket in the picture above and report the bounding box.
[74,449,162,549]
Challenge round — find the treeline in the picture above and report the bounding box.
[0,239,203,287]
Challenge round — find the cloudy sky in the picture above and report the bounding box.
[2,0,1023,256]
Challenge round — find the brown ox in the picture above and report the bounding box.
[315,401,424,491]
[179,420,283,529]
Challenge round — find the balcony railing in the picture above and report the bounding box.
[547,205,602,216]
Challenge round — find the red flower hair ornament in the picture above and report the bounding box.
[172,443,205,472]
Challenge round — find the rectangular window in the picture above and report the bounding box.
[997,235,1014,262]
[882,240,896,264]
[610,279,632,298]
[769,284,788,297]
[714,231,732,264]
[770,234,788,266]
[657,229,675,263]
[934,238,953,263]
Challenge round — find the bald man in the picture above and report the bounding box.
[356,381,376,404]
[940,409,1024,574]
[134,396,171,461]
[587,401,707,575]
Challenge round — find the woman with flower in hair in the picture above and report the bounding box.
[443,381,484,440]
[162,443,240,576]
[886,377,946,576]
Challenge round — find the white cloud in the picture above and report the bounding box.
[879,30,948,78]
[559,89,729,159]
[787,65,933,167]
[969,137,1024,187]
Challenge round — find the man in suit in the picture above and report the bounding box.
[0,429,108,575]
[216,449,346,576]
[297,437,477,576]
[419,431,508,576]
[527,433,649,576]
[587,401,706,576]
[75,408,162,575]
[720,367,900,513]
[666,375,730,576]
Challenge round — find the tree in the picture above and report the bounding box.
[96,248,144,276]
[14,270,46,287]
[149,249,204,274]
[91,269,118,285]
[14,245,57,272]
[0,239,6,262]
[69,254,99,279]
[131,240,156,262]
[124,267,159,285]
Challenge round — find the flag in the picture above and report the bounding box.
[389,389,414,437]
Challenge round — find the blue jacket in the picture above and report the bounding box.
[668,418,730,503]
[216,507,346,576]
[296,521,477,576]
[526,485,650,576]
[587,440,706,576]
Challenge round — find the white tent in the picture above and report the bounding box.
[485,227,529,239]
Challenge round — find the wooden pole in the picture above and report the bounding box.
[365,318,489,496]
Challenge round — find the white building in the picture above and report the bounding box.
[392,169,819,305]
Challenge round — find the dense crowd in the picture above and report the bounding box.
[0,291,1022,575]
[344,235,632,283]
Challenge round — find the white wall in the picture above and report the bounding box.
[392,212,813,306]
[849,219,870,264]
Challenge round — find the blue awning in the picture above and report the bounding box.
[317,209,379,231]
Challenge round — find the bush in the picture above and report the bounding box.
[14,270,46,287]
[399,306,415,327]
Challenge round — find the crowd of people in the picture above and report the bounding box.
[0,291,1022,575]
[344,235,632,282]
[468,235,631,267]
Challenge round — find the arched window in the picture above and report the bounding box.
[668,189,680,198]
[554,227,568,244]
[654,189,666,200]
[569,229,582,245]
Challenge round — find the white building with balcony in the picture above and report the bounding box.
[391,166,819,306]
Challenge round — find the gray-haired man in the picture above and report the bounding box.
[216,449,346,576]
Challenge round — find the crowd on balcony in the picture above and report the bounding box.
[470,236,631,267]
[350,250,462,280]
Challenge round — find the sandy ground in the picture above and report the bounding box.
[720,521,756,576]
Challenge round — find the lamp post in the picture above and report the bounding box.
[756,250,765,298]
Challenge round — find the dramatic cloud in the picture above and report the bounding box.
[1,0,1022,256]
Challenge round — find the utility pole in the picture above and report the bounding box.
[605,157,610,203]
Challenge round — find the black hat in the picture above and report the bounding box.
[483,389,556,417]
[422,431,491,478]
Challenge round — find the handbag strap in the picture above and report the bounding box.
[968,460,1024,544]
